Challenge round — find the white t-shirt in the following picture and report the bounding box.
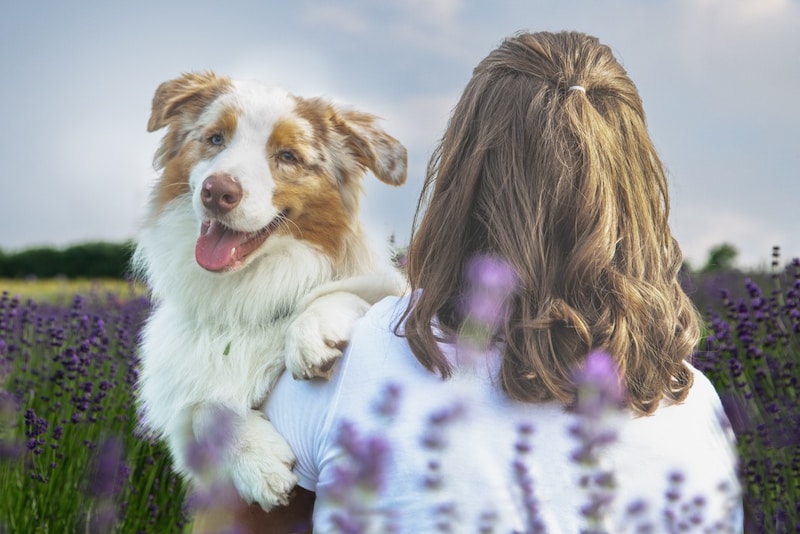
[266,295,742,533]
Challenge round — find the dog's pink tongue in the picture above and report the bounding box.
[195,221,248,272]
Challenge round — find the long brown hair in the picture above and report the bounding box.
[399,31,699,415]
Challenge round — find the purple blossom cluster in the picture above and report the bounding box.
[321,345,737,533]
[569,351,623,532]
[1,246,794,531]
[307,382,403,534]
[512,422,546,533]
[325,419,394,533]
[692,248,800,531]
[458,255,519,356]
[0,287,189,531]
[462,255,519,329]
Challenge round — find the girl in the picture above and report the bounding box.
[218,30,743,533]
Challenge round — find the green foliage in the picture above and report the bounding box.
[0,241,134,279]
[1,247,63,278]
[701,242,739,273]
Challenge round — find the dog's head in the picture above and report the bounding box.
[146,71,407,273]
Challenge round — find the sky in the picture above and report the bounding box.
[1,0,798,270]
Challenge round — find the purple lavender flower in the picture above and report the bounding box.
[23,408,49,456]
[512,422,546,533]
[183,478,242,524]
[457,255,518,354]
[420,402,466,452]
[0,389,21,460]
[87,435,127,499]
[329,511,366,534]
[323,419,394,533]
[719,394,750,435]
[573,350,624,419]
[185,405,237,477]
[570,350,624,531]
[463,255,519,326]
[693,250,800,530]
[615,497,658,534]
[333,420,390,495]
[372,381,403,420]
[82,436,130,533]
[0,284,193,530]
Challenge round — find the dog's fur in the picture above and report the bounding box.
[133,72,407,510]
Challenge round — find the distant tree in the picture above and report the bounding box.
[60,241,134,278]
[4,247,63,278]
[0,241,134,279]
[701,242,738,273]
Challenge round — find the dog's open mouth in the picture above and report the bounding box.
[195,215,284,272]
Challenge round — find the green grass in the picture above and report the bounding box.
[0,284,188,532]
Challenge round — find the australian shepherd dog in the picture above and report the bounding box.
[133,72,407,510]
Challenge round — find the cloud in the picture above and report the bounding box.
[387,0,463,24]
[300,0,479,64]
[688,0,798,24]
[302,4,372,36]
[672,0,800,118]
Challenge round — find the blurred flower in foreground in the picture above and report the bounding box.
[183,407,250,534]
[513,422,546,533]
[570,350,625,532]
[0,389,20,461]
[185,405,237,479]
[573,350,624,420]
[325,419,393,533]
[84,435,129,533]
[458,255,518,356]
[0,348,20,461]
[87,436,127,499]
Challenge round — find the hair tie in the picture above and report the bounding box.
[568,85,586,94]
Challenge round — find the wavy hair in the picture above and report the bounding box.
[399,31,700,415]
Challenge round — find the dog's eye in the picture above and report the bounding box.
[277,150,297,163]
[208,134,225,146]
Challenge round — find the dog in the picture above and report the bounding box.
[133,71,407,510]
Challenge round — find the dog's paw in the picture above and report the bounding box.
[227,413,298,510]
[229,447,297,510]
[285,292,370,380]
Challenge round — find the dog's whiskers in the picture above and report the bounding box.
[277,214,303,239]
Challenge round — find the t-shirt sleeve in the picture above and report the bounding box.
[263,296,401,491]
[264,364,344,491]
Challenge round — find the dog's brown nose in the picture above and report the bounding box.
[201,174,242,215]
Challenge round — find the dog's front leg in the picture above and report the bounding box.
[285,291,372,380]
[189,403,298,511]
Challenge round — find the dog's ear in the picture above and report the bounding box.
[338,110,408,187]
[147,71,230,132]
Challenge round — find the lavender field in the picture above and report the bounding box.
[1,251,798,532]
[686,251,800,532]
[0,288,189,532]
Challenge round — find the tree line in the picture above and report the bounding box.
[0,240,743,280]
[0,242,134,279]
